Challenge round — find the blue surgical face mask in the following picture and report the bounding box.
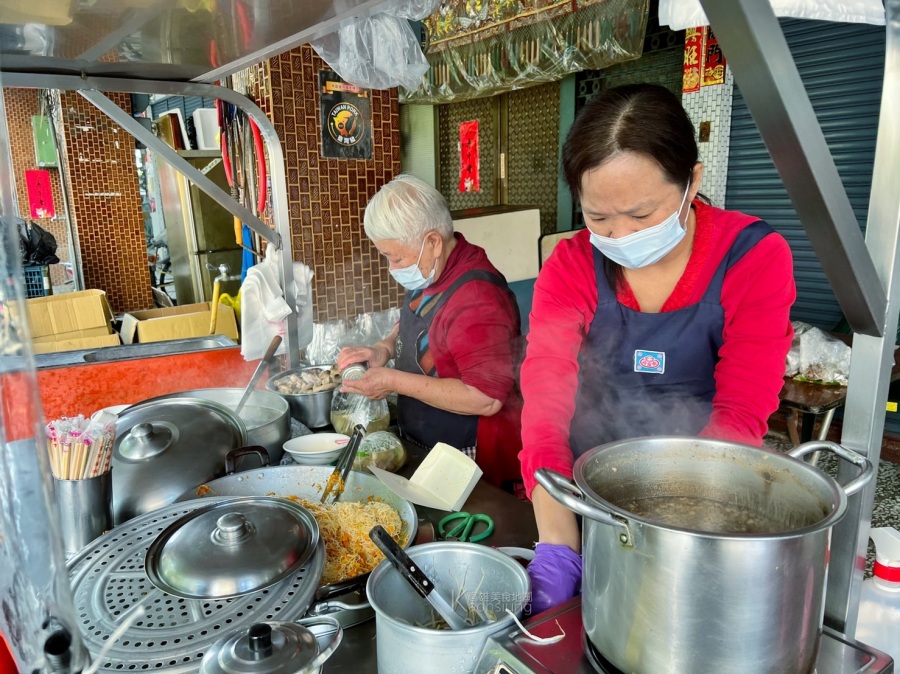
[389,237,435,290]
[589,183,691,269]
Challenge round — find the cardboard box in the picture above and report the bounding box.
[120,302,239,344]
[32,333,121,355]
[26,290,114,339]
[32,326,113,344]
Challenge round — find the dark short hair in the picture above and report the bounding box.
[563,84,698,199]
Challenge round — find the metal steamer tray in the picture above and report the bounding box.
[66,498,325,673]
[472,598,894,674]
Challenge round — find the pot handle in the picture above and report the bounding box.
[787,440,874,496]
[295,616,343,670]
[224,446,270,475]
[535,469,629,533]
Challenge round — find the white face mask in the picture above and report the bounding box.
[589,183,691,269]
[389,237,435,290]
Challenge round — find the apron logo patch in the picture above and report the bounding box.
[634,350,665,374]
[396,338,403,357]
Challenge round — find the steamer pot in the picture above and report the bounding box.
[536,438,874,674]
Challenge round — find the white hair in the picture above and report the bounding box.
[363,174,454,246]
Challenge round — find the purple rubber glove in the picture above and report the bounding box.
[526,542,582,615]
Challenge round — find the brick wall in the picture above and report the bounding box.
[58,91,153,313]
[247,45,403,322]
[2,88,69,287]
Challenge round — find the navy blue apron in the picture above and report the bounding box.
[569,220,774,455]
[396,269,516,452]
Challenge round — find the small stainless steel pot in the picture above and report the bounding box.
[200,617,342,674]
[536,438,874,674]
[266,366,337,429]
[366,542,530,674]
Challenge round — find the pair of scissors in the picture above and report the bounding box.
[438,512,495,543]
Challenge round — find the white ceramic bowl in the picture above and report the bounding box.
[283,433,350,465]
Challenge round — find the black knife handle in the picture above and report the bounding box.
[369,524,435,599]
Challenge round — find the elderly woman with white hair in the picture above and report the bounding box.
[337,174,522,488]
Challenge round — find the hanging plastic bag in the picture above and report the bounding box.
[310,0,440,90]
[18,219,59,265]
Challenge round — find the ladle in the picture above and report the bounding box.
[234,335,282,416]
[369,525,469,631]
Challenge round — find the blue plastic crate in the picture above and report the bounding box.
[24,265,52,299]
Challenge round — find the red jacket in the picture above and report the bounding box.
[519,200,795,496]
[421,233,523,486]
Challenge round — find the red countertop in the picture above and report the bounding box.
[1,347,260,442]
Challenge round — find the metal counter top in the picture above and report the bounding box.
[33,335,236,369]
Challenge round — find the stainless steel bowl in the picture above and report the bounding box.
[265,365,337,429]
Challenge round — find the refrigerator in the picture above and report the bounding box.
[155,150,242,305]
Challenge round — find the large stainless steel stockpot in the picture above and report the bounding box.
[536,438,874,674]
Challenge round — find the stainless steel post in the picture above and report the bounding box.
[698,0,899,635]
[0,68,88,671]
[697,0,886,337]
[2,74,301,368]
[826,0,900,634]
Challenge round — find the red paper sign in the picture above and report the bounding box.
[459,120,480,193]
[702,27,726,87]
[25,169,55,219]
[682,27,703,94]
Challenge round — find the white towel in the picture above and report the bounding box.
[240,244,314,361]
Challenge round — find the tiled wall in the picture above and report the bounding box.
[243,45,404,323]
[2,88,70,287]
[682,68,735,207]
[58,92,153,313]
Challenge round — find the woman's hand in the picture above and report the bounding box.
[339,367,396,400]
[337,346,378,371]
[526,484,583,614]
[527,543,582,615]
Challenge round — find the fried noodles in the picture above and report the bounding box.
[292,498,404,585]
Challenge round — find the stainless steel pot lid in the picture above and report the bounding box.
[116,397,246,461]
[200,618,342,674]
[146,496,320,599]
[112,397,249,524]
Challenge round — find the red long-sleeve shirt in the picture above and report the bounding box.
[519,200,796,496]
[417,233,523,485]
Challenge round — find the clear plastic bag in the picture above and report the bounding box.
[305,308,400,366]
[310,0,440,91]
[330,390,390,436]
[784,321,851,386]
[352,430,407,473]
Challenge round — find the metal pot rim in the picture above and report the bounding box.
[570,436,850,539]
[121,396,249,446]
[265,365,337,397]
[366,542,530,635]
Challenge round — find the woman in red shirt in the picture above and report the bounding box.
[521,84,795,612]
[338,175,522,488]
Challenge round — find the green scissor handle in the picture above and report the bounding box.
[438,512,495,543]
